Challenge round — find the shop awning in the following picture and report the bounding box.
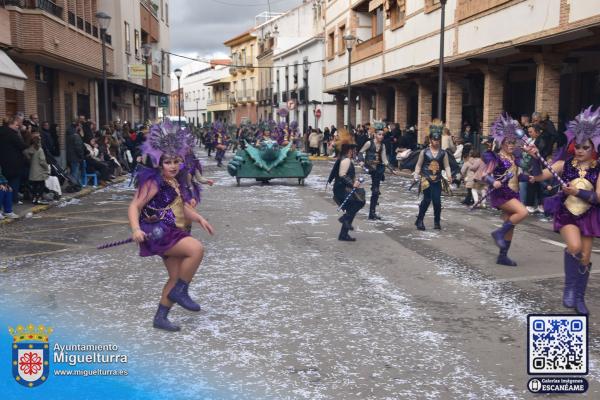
[0,50,27,90]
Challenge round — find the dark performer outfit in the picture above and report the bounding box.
[414,124,452,230]
[332,157,366,241]
[360,138,388,220]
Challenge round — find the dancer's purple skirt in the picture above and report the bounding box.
[139,221,190,257]
[490,187,519,209]
[554,205,600,237]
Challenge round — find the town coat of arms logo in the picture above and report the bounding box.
[9,324,52,388]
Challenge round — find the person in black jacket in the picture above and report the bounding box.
[66,122,85,182]
[0,116,27,201]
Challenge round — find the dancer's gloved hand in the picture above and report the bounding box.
[493,180,502,189]
[523,143,539,158]
[132,228,146,243]
[353,180,361,188]
[563,183,579,196]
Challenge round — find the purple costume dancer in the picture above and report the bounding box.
[129,121,214,331]
[529,106,600,315]
[482,113,530,266]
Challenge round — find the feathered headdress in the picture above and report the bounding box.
[565,106,600,149]
[490,113,521,144]
[140,120,195,166]
[428,119,444,140]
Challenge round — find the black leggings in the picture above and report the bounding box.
[30,180,45,199]
[418,181,442,223]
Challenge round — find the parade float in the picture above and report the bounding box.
[227,119,312,186]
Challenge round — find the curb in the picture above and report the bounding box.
[0,176,128,226]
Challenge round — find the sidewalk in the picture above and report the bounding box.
[0,176,128,226]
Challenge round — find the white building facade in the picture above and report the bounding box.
[181,61,231,126]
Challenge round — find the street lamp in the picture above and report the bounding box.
[142,43,152,124]
[95,11,111,127]
[437,0,448,121]
[195,97,199,127]
[343,33,356,129]
[303,57,310,133]
[174,68,182,126]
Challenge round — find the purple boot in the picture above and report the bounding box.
[563,251,581,309]
[491,221,514,249]
[153,304,181,332]
[497,240,517,266]
[167,279,201,312]
[574,263,591,315]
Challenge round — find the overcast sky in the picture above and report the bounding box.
[170,0,303,70]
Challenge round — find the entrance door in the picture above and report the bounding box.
[77,93,90,120]
[64,93,73,126]
[36,68,54,123]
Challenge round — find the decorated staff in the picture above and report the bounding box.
[527,106,600,315]
[97,226,164,249]
[469,172,513,211]
[413,120,453,230]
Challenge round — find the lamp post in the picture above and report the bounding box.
[303,57,309,133]
[142,43,152,124]
[174,68,182,126]
[95,11,111,127]
[437,0,448,120]
[196,97,199,127]
[343,33,356,130]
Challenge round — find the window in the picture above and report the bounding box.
[160,0,164,21]
[124,22,131,54]
[161,50,166,75]
[373,6,384,36]
[242,49,246,65]
[249,45,254,65]
[327,30,335,59]
[337,25,345,56]
[293,63,298,85]
[165,2,169,24]
[389,0,406,30]
[134,29,140,58]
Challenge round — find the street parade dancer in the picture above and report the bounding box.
[414,120,452,230]
[213,123,228,167]
[359,129,394,220]
[329,128,365,241]
[128,121,214,332]
[482,113,529,266]
[527,106,600,315]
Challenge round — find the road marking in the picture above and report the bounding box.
[43,215,129,223]
[46,208,128,216]
[494,269,600,283]
[305,237,321,239]
[1,237,81,247]
[4,221,125,236]
[540,238,600,253]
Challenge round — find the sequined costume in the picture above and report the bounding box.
[552,158,600,236]
[136,167,190,257]
[487,152,521,209]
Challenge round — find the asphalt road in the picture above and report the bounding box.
[1,153,599,399]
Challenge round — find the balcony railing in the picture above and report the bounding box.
[5,0,63,19]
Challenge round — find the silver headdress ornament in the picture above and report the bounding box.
[490,113,522,144]
[565,106,600,149]
[141,119,195,166]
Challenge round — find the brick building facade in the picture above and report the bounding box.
[324,0,600,141]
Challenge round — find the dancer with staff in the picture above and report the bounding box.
[128,121,214,332]
[481,114,530,267]
[526,106,600,315]
[329,128,365,242]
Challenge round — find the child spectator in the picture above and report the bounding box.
[461,149,485,207]
[23,136,49,204]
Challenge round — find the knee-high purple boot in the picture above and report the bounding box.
[574,263,591,315]
[168,279,201,312]
[491,221,514,249]
[563,251,581,309]
[497,240,517,266]
[153,304,181,332]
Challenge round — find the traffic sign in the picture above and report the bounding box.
[287,99,296,110]
[314,108,322,119]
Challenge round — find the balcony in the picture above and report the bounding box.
[229,66,238,75]
[6,2,114,75]
[6,0,63,19]
[207,98,230,112]
[352,34,383,63]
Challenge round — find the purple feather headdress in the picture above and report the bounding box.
[141,120,195,166]
[565,106,600,149]
[490,113,521,144]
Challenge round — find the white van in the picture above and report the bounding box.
[164,116,188,127]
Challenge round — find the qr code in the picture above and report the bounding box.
[528,315,587,375]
